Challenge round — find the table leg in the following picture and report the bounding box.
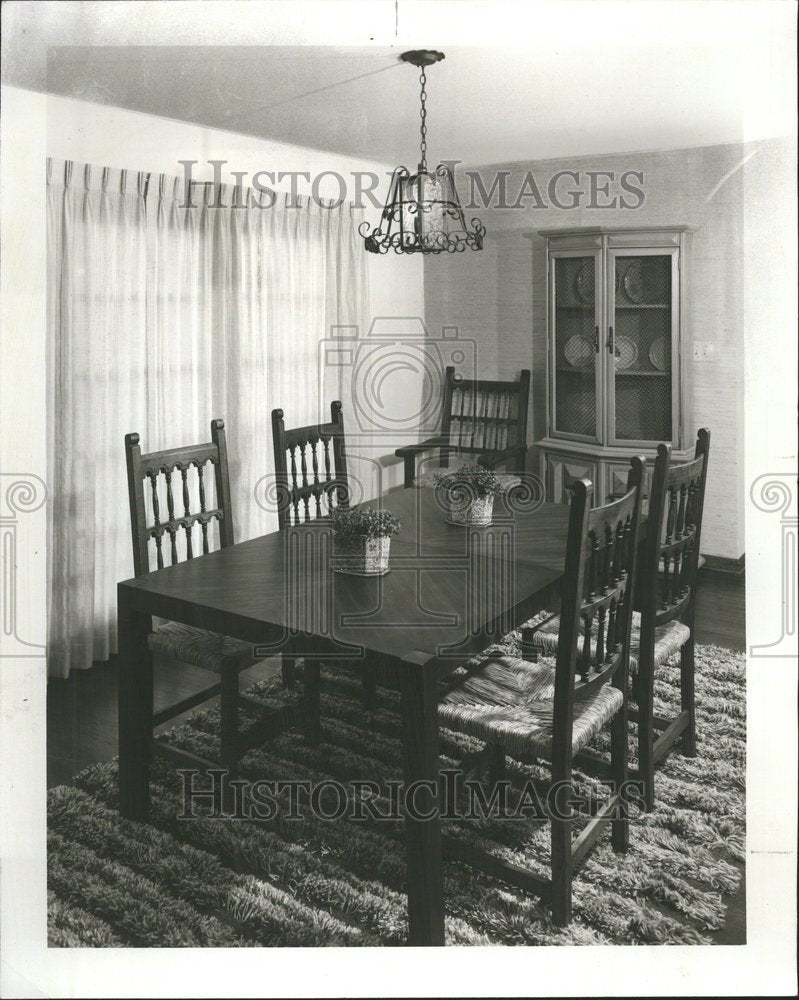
[220,666,240,814]
[399,663,445,946]
[118,596,153,821]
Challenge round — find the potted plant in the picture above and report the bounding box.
[330,504,401,576]
[433,464,504,526]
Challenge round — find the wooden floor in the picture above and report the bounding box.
[46,567,746,941]
[690,567,747,649]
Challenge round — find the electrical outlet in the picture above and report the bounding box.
[693,341,714,361]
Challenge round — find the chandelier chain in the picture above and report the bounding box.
[418,67,427,169]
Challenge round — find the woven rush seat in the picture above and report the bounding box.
[148,621,258,674]
[529,611,691,674]
[438,655,624,757]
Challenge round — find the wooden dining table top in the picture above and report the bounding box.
[118,488,572,672]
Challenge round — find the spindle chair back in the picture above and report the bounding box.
[440,366,530,461]
[271,401,350,530]
[642,430,710,632]
[126,418,234,576]
[396,367,531,487]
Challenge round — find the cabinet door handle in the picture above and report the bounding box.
[594,325,600,353]
[607,325,614,353]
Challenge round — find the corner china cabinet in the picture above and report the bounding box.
[536,227,695,505]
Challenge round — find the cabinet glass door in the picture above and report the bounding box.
[608,250,676,444]
[550,252,600,441]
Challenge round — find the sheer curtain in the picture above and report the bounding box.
[46,159,367,679]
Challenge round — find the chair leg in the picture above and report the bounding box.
[549,753,573,926]
[361,667,377,710]
[487,742,505,785]
[636,666,656,812]
[550,813,572,926]
[631,666,641,705]
[610,706,629,853]
[281,656,296,689]
[520,630,538,663]
[680,636,697,757]
[403,455,416,489]
[304,659,321,746]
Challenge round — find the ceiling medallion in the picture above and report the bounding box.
[360,50,485,256]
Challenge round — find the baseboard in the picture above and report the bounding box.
[700,553,745,575]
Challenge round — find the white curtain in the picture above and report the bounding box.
[46,158,367,678]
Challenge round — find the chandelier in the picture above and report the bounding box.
[360,50,485,256]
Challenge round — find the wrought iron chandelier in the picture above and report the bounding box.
[360,50,485,256]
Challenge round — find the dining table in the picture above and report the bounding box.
[117,484,578,946]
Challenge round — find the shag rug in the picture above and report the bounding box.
[48,635,745,947]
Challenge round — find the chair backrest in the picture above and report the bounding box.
[440,366,531,455]
[125,418,234,576]
[271,400,350,530]
[552,457,646,759]
[641,428,711,632]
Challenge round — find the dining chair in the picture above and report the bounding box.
[125,419,293,784]
[271,401,373,716]
[527,429,710,810]
[632,429,710,807]
[438,457,646,925]
[395,367,531,488]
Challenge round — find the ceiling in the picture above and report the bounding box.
[2,2,793,167]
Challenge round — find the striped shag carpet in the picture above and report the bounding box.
[48,638,745,947]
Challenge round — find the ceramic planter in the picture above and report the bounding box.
[332,533,391,576]
[444,492,495,526]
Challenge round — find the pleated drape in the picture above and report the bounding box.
[46,159,368,678]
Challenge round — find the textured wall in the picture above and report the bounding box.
[422,140,789,560]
